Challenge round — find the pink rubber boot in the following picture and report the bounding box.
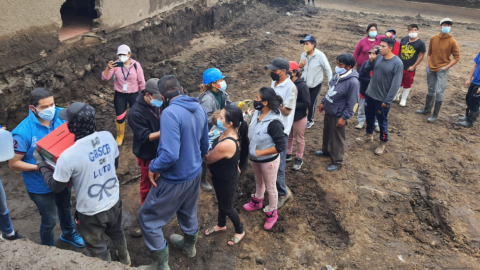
[264,209,278,230]
[243,196,264,212]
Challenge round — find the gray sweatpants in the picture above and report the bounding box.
[139,172,201,251]
[427,66,450,102]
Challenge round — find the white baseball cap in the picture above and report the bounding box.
[439,18,453,25]
[117,44,131,55]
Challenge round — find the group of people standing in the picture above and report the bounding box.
[1,16,480,270]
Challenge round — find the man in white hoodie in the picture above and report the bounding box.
[299,35,333,128]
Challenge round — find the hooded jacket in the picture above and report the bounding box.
[300,48,333,88]
[128,92,162,160]
[428,33,460,72]
[358,61,371,98]
[149,95,209,183]
[292,76,311,121]
[198,90,238,128]
[321,70,360,120]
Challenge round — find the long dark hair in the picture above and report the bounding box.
[224,105,249,170]
[259,87,283,114]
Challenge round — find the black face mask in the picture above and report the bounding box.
[270,72,281,81]
[254,100,264,111]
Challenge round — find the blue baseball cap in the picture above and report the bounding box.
[300,35,316,45]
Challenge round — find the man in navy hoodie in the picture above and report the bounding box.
[315,54,359,172]
[139,75,209,270]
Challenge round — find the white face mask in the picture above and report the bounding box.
[119,55,129,63]
[409,32,418,38]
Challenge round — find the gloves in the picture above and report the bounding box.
[237,101,245,109]
[33,149,46,165]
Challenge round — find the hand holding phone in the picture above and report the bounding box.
[114,61,124,67]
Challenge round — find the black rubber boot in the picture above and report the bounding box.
[416,95,435,115]
[112,235,131,266]
[170,231,198,258]
[93,249,112,262]
[459,108,469,121]
[427,101,442,123]
[459,111,479,127]
[138,245,170,270]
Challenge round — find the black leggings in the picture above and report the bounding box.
[307,83,322,122]
[114,91,138,123]
[466,83,480,112]
[212,176,243,234]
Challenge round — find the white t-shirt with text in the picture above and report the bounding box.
[53,131,120,216]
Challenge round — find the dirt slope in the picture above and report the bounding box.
[1,1,480,269]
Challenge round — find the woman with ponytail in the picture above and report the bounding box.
[243,87,285,231]
[204,105,249,245]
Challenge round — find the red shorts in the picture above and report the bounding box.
[401,70,416,88]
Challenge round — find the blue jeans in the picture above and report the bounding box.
[365,95,390,142]
[276,134,289,197]
[0,177,14,235]
[139,172,201,251]
[27,187,75,246]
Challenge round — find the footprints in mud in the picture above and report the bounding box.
[235,172,350,249]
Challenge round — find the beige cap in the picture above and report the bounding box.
[440,18,453,25]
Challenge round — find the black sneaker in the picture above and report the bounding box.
[292,158,303,171]
[285,154,293,162]
[0,230,27,241]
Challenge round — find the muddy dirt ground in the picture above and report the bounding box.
[1,0,480,269]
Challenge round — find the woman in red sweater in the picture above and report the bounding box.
[353,23,386,68]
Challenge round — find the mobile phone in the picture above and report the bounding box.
[375,48,380,55]
[114,61,124,67]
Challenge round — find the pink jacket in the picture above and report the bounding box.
[353,35,386,67]
[101,59,146,93]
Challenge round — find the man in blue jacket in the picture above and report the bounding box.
[139,75,209,270]
[315,54,359,172]
[8,88,84,247]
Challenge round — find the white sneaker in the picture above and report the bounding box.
[355,122,364,129]
[306,121,314,129]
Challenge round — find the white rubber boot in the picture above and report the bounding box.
[393,87,403,103]
[399,88,411,107]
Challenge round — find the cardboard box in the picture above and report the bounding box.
[37,123,75,168]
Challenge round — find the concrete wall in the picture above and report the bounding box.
[99,0,194,32]
[0,0,222,72]
[0,0,64,38]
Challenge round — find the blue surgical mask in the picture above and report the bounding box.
[35,105,56,121]
[335,66,347,75]
[441,26,451,34]
[149,96,163,108]
[219,81,227,92]
[217,118,227,131]
[368,31,377,38]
